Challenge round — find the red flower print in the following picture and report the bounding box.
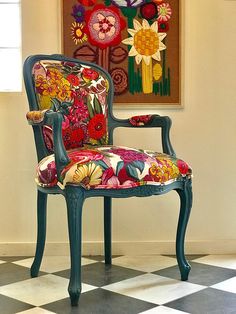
[71,128,85,143]
[101,167,120,186]
[117,167,136,185]
[67,74,80,86]
[177,160,190,175]
[88,114,107,139]
[62,127,85,149]
[82,68,99,81]
[129,115,152,126]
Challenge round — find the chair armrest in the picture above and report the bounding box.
[26,109,49,125]
[111,114,175,156]
[26,109,70,182]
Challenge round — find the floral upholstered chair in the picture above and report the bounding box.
[24,54,192,306]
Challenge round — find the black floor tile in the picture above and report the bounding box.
[0,294,33,314]
[43,288,157,314]
[154,262,236,286]
[83,255,122,262]
[54,262,145,287]
[165,288,236,314]
[0,256,33,262]
[0,263,45,286]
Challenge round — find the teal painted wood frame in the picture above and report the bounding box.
[23,54,192,306]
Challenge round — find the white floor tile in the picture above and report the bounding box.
[112,255,177,272]
[13,256,96,273]
[211,276,236,294]
[0,274,96,306]
[194,255,236,270]
[16,307,56,314]
[139,306,189,313]
[103,273,205,305]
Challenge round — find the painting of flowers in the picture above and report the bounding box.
[62,0,180,106]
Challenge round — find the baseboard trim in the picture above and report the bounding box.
[0,240,236,256]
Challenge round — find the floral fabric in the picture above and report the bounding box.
[32,60,109,151]
[36,145,192,190]
[129,115,152,126]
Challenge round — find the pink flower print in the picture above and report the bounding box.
[62,116,70,130]
[111,148,148,163]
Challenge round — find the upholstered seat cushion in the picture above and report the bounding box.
[36,146,192,190]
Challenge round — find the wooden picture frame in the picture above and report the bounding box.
[61,0,181,107]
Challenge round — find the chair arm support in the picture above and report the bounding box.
[111,114,176,156]
[26,109,70,182]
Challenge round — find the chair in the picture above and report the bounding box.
[23,54,192,306]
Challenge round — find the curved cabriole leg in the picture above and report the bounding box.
[65,186,84,306]
[31,190,47,277]
[176,179,193,281]
[104,196,112,264]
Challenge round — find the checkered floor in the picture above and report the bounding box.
[0,255,236,314]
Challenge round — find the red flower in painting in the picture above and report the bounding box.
[140,2,157,20]
[82,68,99,81]
[158,21,169,32]
[88,114,106,139]
[78,0,96,6]
[84,4,126,49]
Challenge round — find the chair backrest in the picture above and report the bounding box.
[24,54,114,160]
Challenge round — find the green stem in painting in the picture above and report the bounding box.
[121,8,137,94]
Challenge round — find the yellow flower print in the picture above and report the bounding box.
[35,75,47,88]
[73,163,103,188]
[57,83,72,101]
[149,160,179,183]
[47,67,63,82]
[41,82,58,97]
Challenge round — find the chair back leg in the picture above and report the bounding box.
[31,190,47,277]
[104,196,112,264]
[65,186,84,306]
[176,179,193,280]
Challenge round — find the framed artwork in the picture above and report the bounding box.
[62,0,181,107]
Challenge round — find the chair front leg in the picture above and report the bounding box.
[31,190,47,277]
[65,186,84,306]
[104,196,112,264]
[176,179,193,280]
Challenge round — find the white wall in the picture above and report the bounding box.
[0,0,236,255]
